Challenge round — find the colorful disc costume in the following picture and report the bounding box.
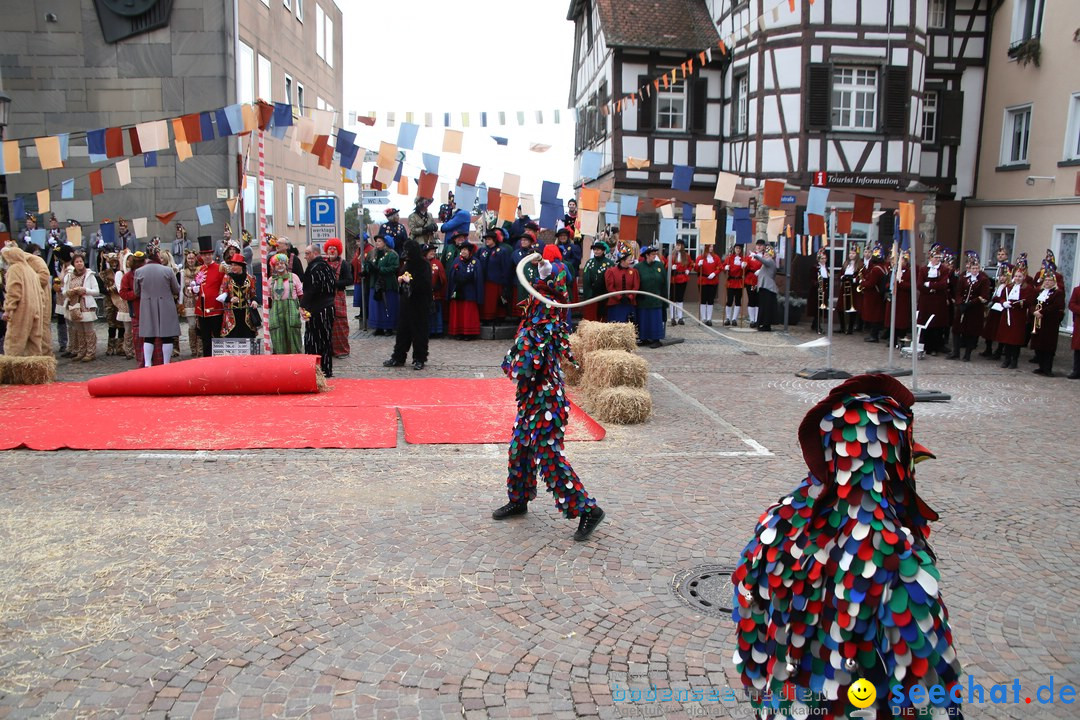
[501,258,596,519]
[732,375,962,719]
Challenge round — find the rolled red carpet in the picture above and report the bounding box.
[86,355,325,397]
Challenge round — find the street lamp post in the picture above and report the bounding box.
[0,89,11,235]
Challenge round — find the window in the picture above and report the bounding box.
[928,0,947,29]
[734,73,749,135]
[316,96,325,111]
[1001,104,1032,165]
[324,15,334,68]
[298,186,307,225]
[264,179,275,234]
[921,91,938,144]
[982,228,1016,274]
[832,67,878,131]
[1010,0,1043,46]
[284,74,293,106]
[286,183,295,226]
[1055,228,1078,330]
[657,78,686,132]
[243,174,257,235]
[257,54,271,102]
[295,0,303,22]
[238,41,254,104]
[1065,93,1080,161]
[296,83,305,113]
[316,4,325,59]
[260,0,269,6]
[283,0,290,8]
[595,80,608,140]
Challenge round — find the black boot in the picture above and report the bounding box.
[979,341,993,358]
[573,507,605,541]
[382,358,405,367]
[1000,351,1012,368]
[947,346,960,359]
[1008,349,1019,369]
[963,348,972,362]
[992,344,1003,359]
[492,501,528,520]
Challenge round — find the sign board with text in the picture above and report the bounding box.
[307,195,339,244]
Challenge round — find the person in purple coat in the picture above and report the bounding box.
[447,241,484,339]
[478,229,513,321]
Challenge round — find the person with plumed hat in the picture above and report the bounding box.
[604,250,639,324]
[947,251,991,361]
[884,250,914,346]
[1029,269,1066,376]
[322,237,353,356]
[635,246,666,348]
[383,239,433,370]
[301,244,337,377]
[981,259,1011,359]
[424,243,447,337]
[219,252,258,340]
[994,261,1035,369]
[191,235,228,356]
[508,233,539,318]
[554,227,582,304]
[478,228,513,321]
[408,197,439,248]
[383,207,408,248]
[446,236,484,339]
[581,240,614,322]
[669,238,692,326]
[916,246,951,355]
[363,231,400,336]
[1068,281,1080,379]
[859,243,889,343]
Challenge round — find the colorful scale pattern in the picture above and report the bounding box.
[731,392,963,719]
[502,262,595,519]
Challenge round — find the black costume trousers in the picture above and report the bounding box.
[391,301,430,364]
[197,315,223,357]
[305,307,334,376]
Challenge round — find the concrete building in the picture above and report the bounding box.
[962,0,1080,333]
[0,0,342,251]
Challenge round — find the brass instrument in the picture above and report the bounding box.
[842,264,858,312]
[816,270,828,334]
[1034,299,1044,332]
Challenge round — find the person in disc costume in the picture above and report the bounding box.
[492,246,605,542]
[731,374,962,720]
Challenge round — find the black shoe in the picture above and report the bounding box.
[947,351,960,360]
[749,322,758,329]
[963,351,972,361]
[1033,368,1052,377]
[412,361,424,371]
[705,320,713,327]
[1001,356,1011,368]
[383,358,405,367]
[1068,371,1080,379]
[759,326,772,332]
[677,318,685,325]
[648,341,663,349]
[573,507,605,542]
[723,319,732,326]
[670,319,678,327]
[636,340,646,346]
[492,501,528,520]
[373,329,385,336]
[1029,357,1039,364]
[979,348,993,358]
[865,337,879,343]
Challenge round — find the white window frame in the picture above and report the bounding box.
[324,14,334,68]
[260,0,269,7]
[283,0,290,9]
[295,0,303,22]
[921,90,938,144]
[928,0,947,29]
[284,73,293,106]
[298,186,307,226]
[1000,103,1032,165]
[257,53,272,103]
[1052,225,1080,332]
[238,41,255,105]
[656,78,687,132]
[981,227,1016,273]
[832,67,879,132]
[735,73,749,135]
[243,174,258,236]
[316,4,325,60]
[1010,0,1043,46]
[286,182,296,226]
[1064,93,1080,161]
[316,96,325,111]
[296,83,305,113]
[264,178,276,234]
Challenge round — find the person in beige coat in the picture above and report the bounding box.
[22,251,53,355]
[62,254,100,362]
[1,246,46,357]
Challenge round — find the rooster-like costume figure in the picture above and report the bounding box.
[732,375,962,719]
[491,246,605,542]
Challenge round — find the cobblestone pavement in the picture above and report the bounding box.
[1,317,1079,719]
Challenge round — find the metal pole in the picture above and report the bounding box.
[257,128,271,354]
[825,213,836,369]
[911,230,920,388]
[887,240,898,369]
[783,227,791,332]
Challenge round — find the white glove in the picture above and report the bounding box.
[707,273,716,280]
[97,238,105,248]
[924,282,930,288]
[216,292,228,303]
[538,259,552,279]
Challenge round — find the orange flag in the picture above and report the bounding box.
[898,201,916,231]
[836,211,854,235]
[763,179,785,207]
[155,211,178,225]
[90,169,104,196]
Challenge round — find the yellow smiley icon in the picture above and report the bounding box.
[847,679,877,709]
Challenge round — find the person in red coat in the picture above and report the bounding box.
[994,265,1035,369]
[722,244,747,326]
[1032,249,1065,290]
[980,264,1011,359]
[838,247,863,335]
[916,247,950,355]
[948,251,992,361]
[668,239,692,326]
[694,244,722,325]
[604,252,639,324]
[884,250,913,343]
[192,235,226,357]
[1029,272,1067,376]
[425,244,447,338]
[743,251,763,328]
[859,245,888,342]
[1069,283,1080,379]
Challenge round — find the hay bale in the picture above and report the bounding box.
[0,355,57,385]
[582,349,648,389]
[564,336,584,386]
[587,387,652,424]
[576,320,637,355]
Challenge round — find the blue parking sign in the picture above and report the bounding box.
[308,196,337,225]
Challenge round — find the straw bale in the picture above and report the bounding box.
[576,320,637,355]
[0,356,56,385]
[587,386,652,424]
[582,350,648,389]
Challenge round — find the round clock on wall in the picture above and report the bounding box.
[101,0,160,17]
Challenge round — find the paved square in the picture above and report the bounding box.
[1,321,1078,719]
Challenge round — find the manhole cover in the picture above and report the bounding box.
[672,565,735,616]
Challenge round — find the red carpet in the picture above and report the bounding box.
[0,378,604,451]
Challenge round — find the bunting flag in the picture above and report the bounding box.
[89,169,104,196]
[156,211,178,225]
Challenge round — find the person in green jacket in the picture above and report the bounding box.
[363,232,401,335]
[635,246,666,348]
[581,241,613,322]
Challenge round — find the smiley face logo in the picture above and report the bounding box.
[847,679,877,709]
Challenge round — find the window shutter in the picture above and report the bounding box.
[691,78,708,133]
[597,82,609,138]
[938,89,964,145]
[637,74,654,132]
[575,112,584,153]
[878,210,896,248]
[586,92,597,146]
[805,64,831,131]
[884,67,910,135]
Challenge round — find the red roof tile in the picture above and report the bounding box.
[570,0,719,51]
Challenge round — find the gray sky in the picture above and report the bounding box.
[339,0,577,214]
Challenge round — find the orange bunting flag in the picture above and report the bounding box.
[662,74,669,89]
[763,179,785,207]
[226,197,239,214]
[398,175,409,197]
[718,39,728,55]
[688,58,694,75]
[156,212,177,226]
[90,169,104,196]
[789,0,796,10]
[898,201,916,232]
[699,51,706,65]
[836,211,854,235]
[808,213,826,237]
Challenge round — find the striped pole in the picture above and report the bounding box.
[257,128,272,354]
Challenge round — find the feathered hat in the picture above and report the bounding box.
[1015,252,1028,272]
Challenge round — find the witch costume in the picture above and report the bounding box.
[731,374,962,719]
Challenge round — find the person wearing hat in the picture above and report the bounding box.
[667,239,692,326]
[114,217,133,253]
[916,247,951,355]
[439,204,473,255]
[581,240,613,322]
[383,208,408,248]
[994,262,1035,369]
[604,250,639,324]
[437,191,456,224]
[301,244,338,377]
[883,249,913,346]
[424,243,448,337]
[61,251,101,362]
[750,240,778,332]
[981,260,1012,359]
[20,212,38,249]
[219,252,258,340]
[478,228,513,321]
[179,250,202,357]
[383,239,433,371]
[172,222,188,263]
[554,227,582,304]
[100,251,125,356]
[1029,270,1066,375]
[722,244,748,327]
[446,236,484,339]
[192,236,227,356]
[267,252,305,355]
[635,246,666,348]
[363,232,400,336]
[1033,249,1065,289]
[134,239,182,366]
[509,233,539,318]
[732,375,962,719]
[859,244,889,342]
[693,242,722,326]
[494,246,605,542]
[837,246,864,335]
[322,238,353,355]
[408,197,439,248]
[1068,280,1080,379]
[947,251,991,361]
